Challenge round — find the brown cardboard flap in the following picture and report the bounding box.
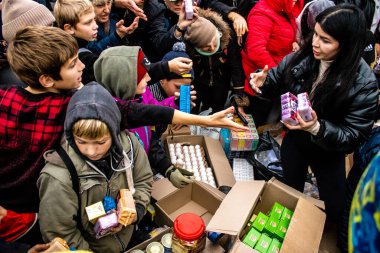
[281,197,326,253]
[207,181,265,235]
[269,178,325,210]
[151,178,178,201]
[168,201,208,220]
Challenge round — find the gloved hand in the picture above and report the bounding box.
[166,166,193,188]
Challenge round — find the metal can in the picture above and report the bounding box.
[161,233,173,253]
[146,241,165,253]
[129,250,144,253]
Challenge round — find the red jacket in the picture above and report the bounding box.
[242,0,303,95]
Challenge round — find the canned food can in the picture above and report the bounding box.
[129,250,144,253]
[161,233,172,253]
[146,241,164,253]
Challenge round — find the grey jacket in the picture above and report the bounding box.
[37,132,153,253]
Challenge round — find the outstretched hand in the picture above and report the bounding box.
[114,0,147,21]
[206,106,249,132]
[115,17,139,38]
[249,65,269,94]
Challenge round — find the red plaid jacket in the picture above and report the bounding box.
[0,87,71,213]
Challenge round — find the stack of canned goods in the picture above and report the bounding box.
[130,232,172,253]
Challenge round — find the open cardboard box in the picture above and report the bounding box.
[125,227,224,253]
[155,181,225,227]
[160,125,191,142]
[165,135,236,190]
[207,178,326,253]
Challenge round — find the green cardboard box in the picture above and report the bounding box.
[267,238,282,253]
[254,233,272,253]
[281,207,293,223]
[263,217,280,237]
[273,220,288,242]
[243,227,261,248]
[252,212,269,232]
[270,202,284,220]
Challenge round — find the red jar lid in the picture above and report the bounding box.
[173,213,205,241]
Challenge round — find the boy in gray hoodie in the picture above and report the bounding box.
[38,82,153,253]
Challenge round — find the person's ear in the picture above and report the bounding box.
[39,75,55,88]
[63,24,75,35]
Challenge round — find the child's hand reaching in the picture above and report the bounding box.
[116,17,139,38]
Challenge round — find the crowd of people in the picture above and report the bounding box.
[0,0,379,252]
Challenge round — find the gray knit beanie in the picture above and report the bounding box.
[2,0,55,42]
[184,17,217,49]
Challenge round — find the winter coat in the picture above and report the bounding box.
[38,133,153,253]
[242,0,303,95]
[253,54,378,153]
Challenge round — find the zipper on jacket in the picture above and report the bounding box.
[84,162,111,196]
[208,57,214,86]
[114,233,127,252]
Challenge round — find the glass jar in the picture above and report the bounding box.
[172,213,206,253]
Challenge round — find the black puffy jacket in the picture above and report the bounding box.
[254,54,379,153]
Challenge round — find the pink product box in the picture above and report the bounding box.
[184,0,193,20]
[94,212,118,239]
[281,92,297,103]
[297,93,312,122]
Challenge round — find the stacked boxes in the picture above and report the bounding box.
[242,202,293,252]
[281,92,313,125]
[179,85,191,114]
[229,114,259,151]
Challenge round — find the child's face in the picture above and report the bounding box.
[51,54,85,91]
[160,78,191,97]
[94,1,112,24]
[72,10,98,41]
[74,134,112,161]
[135,73,151,95]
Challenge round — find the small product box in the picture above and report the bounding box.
[281,207,293,223]
[94,212,119,239]
[184,0,194,19]
[273,220,288,242]
[85,201,106,224]
[281,92,298,126]
[252,212,268,232]
[270,202,284,220]
[263,217,280,237]
[117,189,137,226]
[229,114,259,151]
[254,233,272,253]
[267,238,282,253]
[243,227,261,248]
[297,92,312,122]
[42,238,69,252]
[179,85,191,114]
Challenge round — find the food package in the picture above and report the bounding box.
[117,189,137,226]
[297,92,312,122]
[85,201,106,224]
[42,237,69,252]
[281,92,298,126]
[94,212,119,239]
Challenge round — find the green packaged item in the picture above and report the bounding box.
[243,227,261,248]
[254,233,272,253]
[252,212,269,232]
[273,220,288,242]
[281,208,293,223]
[267,238,282,253]
[263,217,280,237]
[270,202,284,220]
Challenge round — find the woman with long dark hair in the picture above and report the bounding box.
[249,4,378,227]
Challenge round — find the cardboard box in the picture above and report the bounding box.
[207,178,326,253]
[160,125,191,143]
[165,135,236,189]
[126,227,224,253]
[155,181,225,227]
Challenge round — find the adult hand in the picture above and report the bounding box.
[206,106,249,131]
[27,244,50,253]
[0,206,6,222]
[168,57,193,75]
[282,110,320,135]
[115,17,139,38]
[249,65,269,94]
[292,42,300,52]
[177,2,199,31]
[114,0,147,21]
[168,167,193,188]
[110,223,124,234]
[228,12,248,46]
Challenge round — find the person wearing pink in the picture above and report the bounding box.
[242,0,304,96]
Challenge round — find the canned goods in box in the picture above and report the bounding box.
[161,233,172,252]
[146,242,164,253]
[129,250,144,253]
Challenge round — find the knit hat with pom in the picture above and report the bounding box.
[2,0,55,42]
[161,42,194,80]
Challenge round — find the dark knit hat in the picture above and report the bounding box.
[161,42,194,80]
[2,0,55,42]
[184,17,217,49]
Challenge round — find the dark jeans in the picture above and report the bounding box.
[281,131,346,223]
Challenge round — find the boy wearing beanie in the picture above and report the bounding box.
[94,44,195,188]
[38,82,153,253]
